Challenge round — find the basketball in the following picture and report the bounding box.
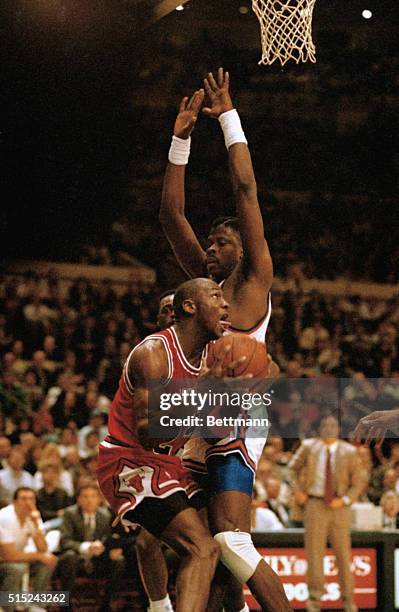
[206,334,270,378]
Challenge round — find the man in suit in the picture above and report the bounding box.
[289,415,366,612]
[264,476,290,527]
[57,483,125,611]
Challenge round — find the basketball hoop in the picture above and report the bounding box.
[251,0,317,66]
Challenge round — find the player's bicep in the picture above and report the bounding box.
[127,341,169,431]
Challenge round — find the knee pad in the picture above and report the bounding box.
[214,530,262,583]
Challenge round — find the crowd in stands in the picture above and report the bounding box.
[0,269,398,605]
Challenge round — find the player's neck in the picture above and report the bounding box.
[174,323,209,367]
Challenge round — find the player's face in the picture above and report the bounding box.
[157,294,175,330]
[195,283,230,339]
[205,225,243,282]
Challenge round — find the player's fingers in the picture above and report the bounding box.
[179,96,189,113]
[203,77,213,98]
[187,90,201,110]
[224,70,230,88]
[190,89,204,112]
[376,430,387,448]
[207,71,218,91]
[224,355,247,372]
[365,424,380,446]
[217,66,224,87]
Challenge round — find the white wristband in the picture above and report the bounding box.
[218,109,248,149]
[168,135,191,165]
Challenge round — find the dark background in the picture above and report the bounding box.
[1,0,398,267]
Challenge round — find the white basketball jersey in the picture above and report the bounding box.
[219,280,272,344]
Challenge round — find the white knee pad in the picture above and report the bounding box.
[214,530,262,584]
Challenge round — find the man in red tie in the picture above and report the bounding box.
[288,415,367,612]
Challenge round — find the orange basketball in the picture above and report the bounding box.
[206,334,269,378]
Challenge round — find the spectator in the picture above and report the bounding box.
[263,476,291,527]
[0,447,35,506]
[36,464,71,525]
[380,490,399,529]
[57,484,125,611]
[20,368,44,411]
[78,410,107,457]
[57,427,79,458]
[0,487,57,610]
[0,369,28,421]
[34,445,74,498]
[0,436,11,469]
[251,495,285,532]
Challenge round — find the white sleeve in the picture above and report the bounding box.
[0,519,14,544]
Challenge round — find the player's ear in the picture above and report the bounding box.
[182,298,196,316]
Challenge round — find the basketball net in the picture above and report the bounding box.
[252,0,317,66]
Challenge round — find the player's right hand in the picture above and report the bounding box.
[173,89,204,139]
[354,408,399,446]
[199,344,252,382]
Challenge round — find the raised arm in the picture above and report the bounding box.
[203,68,273,289]
[160,90,207,278]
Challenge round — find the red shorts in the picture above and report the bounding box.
[97,440,200,526]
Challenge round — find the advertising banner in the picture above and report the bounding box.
[245,548,377,610]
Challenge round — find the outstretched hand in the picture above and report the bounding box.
[173,89,205,139]
[354,408,399,446]
[203,67,234,119]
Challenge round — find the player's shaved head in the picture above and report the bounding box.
[173,278,219,320]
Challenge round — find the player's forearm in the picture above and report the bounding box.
[160,163,187,223]
[229,143,257,197]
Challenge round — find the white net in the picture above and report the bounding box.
[252,0,317,66]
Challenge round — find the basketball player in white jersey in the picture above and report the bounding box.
[160,69,290,612]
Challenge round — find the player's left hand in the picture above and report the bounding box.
[174,89,205,139]
[202,67,234,118]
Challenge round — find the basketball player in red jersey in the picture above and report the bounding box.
[160,70,291,611]
[135,290,177,612]
[97,277,242,612]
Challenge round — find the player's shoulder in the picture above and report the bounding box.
[127,334,170,378]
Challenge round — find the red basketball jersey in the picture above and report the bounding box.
[106,327,202,448]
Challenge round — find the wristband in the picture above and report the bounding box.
[168,135,191,165]
[218,109,248,149]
